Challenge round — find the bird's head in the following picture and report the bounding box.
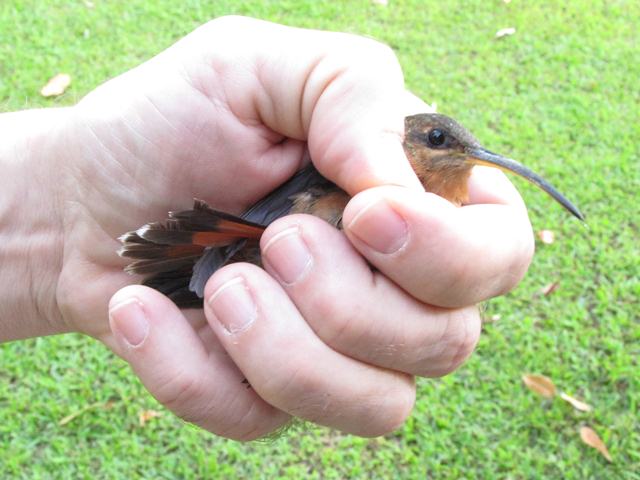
[403,113,584,220]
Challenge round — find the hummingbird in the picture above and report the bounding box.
[118,113,584,308]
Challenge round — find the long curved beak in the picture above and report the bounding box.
[466,148,584,221]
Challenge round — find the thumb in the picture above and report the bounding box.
[190,17,426,193]
[307,58,427,194]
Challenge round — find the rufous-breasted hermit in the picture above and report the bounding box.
[119,113,584,307]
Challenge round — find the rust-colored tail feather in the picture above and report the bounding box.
[118,199,265,279]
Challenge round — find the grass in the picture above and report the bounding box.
[0,0,638,478]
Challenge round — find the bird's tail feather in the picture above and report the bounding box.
[118,200,266,305]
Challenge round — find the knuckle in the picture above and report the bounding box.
[441,308,481,374]
[358,376,416,437]
[371,383,415,436]
[152,369,209,424]
[263,365,336,423]
[497,228,535,296]
[153,368,284,441]
[258,351,415,436]
[259,362,338,425]
[287,379,415,437]
[218,400,285,442]
[288,391,334,424]
[261,360,317,413]
[447,308,481,369]
[310,294,356,344]
[413,307,481,378]
[300,282,369,350]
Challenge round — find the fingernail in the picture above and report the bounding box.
[207,277,257,334]
[346,199,408,254]
[262,226,312,285]
[109,299,149,348]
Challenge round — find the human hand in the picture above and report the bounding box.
[12,17,534,439]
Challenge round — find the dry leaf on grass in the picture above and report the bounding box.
[538,281,560,296]
[40,73,71,97]
[59,400,115,426]
[495,27,516,38]
[560,392,593,412]
[483,314,501,324]
[537,229,555,244]
[139,409,162,427]
[580,426,612,462]
[522,374,556,398]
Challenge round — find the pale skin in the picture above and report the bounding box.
[0,17,534,440]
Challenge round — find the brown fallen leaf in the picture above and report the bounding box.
[139,409,162,427]
[538,281,560,296]
[522,374,556,398]
[580,426,612,462]
[495,27,516,39]
[40,73,71,97]
[537,229,555,244]
[560,392,593,412]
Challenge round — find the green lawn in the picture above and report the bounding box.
[1,1,638,478]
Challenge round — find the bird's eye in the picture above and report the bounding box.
[427,128,446,147]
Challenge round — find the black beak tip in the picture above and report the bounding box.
[570,206,586,222]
